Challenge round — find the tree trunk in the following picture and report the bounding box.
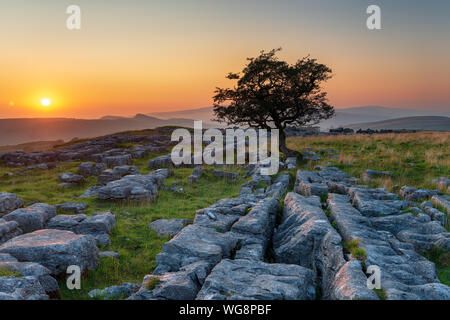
[278,130,293,157]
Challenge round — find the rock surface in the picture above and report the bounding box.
[98,168,173,201]
[0,229,99,275]
[0,192,24,217]
[3,203,57,233]
[196,259,316,300]
[149,219,191,237]
[46,211,116,246]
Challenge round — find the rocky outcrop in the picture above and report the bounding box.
[58,172,85,185]
[196,259,316,300]
[98,165,139,185]
[0,276,50,300]
[327,193,450,300]
[88,282,139,300]
[399,186,439,202]
[77,162,107,177]
[0,132,170,167]
[188,166,203,184]
[98,168,173,201]
[211,170,238,180]
[370,212,449,251]
[3,203,57,233]
[349,187,408,217]
[362,169,393,181]
[149,219,191,237]
[0,219,22,245]
[421,201,447,226]
[0,255,59,297]
[274,192,377,300]
[46,211,116,246]
[103,154,132,167]
[432,195,450,214]
[0,229,99,276]
[55,202,86,214]
[148,154,173,169]
[0,192,24,217]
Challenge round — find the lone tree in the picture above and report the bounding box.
[213,48,335,156]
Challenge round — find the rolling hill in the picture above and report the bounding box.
[347,116,450,131]
[0,114,213,146]
[149,106,450,130]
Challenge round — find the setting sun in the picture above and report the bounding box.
[41,98,51,107]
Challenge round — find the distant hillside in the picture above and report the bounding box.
[0,114,213,146]
[149,106,450,130]
[347,116,450,131]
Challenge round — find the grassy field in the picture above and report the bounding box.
[288,131,450,192]
[0,151,246,299]
[0,130,449,297]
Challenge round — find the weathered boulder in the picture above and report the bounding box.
[194,197,254,233]
[0,276,49,300]
[77,162,107,177]
[329,260,379,300]
[348,187,408,217]
[55,202,86,214]
[266,174,290,198]
[98,165,139,185]
[154,224,237,275]
[188,166,203,184]
[0,261,59,296]
[294,170,328,196]
[98,169,172,201]
[0,229,99,275]
[362,169,393,181]
[211,170,238,180]
[301,151,320,161]
[58,172,85,185]
[196,259,316,300]
[103,154,132,167]
[286,157,297,169]
[0,218,22,245]
[149,219,190,237]
[3,203,56,233]
[370,212,450,251]
[431,195,450,214]
[420,202,447,226]
[327,193,450,300]
[88,282,139,300]
[99,251,120,259]
[148,154,173,169]
[0,192,24,217]
[79,186,102,198]
[230,197,279,261]
[46,211,115,246]
[399,186,439,202]
[130,262,210,300]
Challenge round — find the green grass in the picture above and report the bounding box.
[145,277,161,290]
[1,131,449,299]
[373,288,387,300]
[288,131,450,192]
[342,239,367,264]
[423,247,450,286]
[0,150,245,299]
[0,267,21,277]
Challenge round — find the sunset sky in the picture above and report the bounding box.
[1,0,449,118]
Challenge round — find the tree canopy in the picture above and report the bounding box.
[213,48,335,155]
